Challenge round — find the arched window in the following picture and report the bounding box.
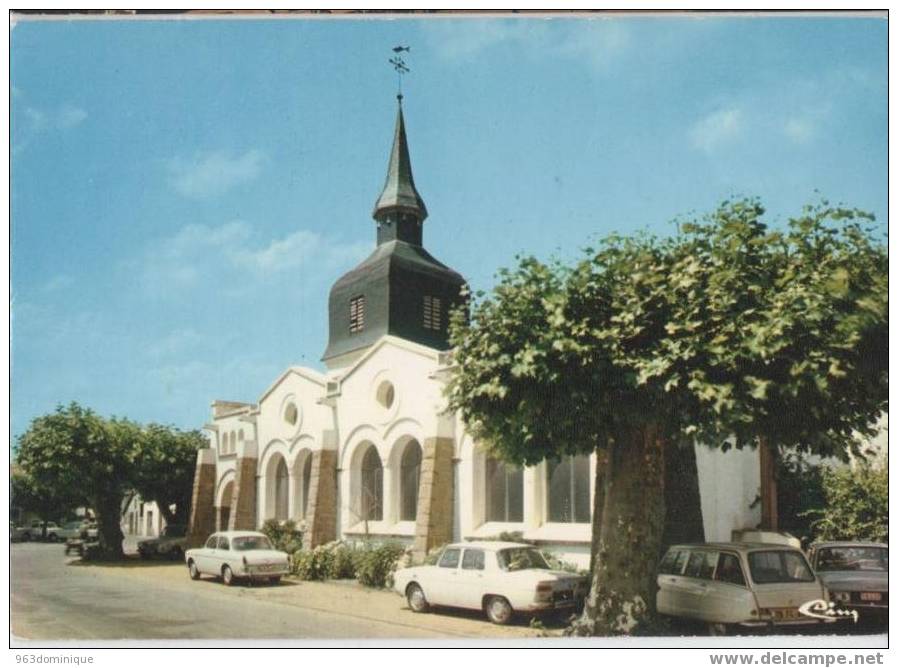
[399,440,422,521]
[301,454,313,518]
[486,456,523,522]
[275,458,289,521]
[547,454,591,523]
[361,446,383,522]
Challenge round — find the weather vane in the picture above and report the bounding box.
[389,45,411,101]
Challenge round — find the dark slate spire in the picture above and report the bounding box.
[373,97,428,245]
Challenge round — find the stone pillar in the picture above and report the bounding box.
[229,441,258,531]
[302,449,338,549]
[413,437,455,559]
[186,449,216,548]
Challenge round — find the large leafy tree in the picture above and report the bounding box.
[15,405,203,558]
[15,403,138,558]
[130,424,205,527]
[10,468,81,537]
[448,200,887,634]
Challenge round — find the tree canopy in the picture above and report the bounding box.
[447,199,887,634]
[449,199,887,464]
[14,402,204,557]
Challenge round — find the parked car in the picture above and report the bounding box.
[57,521,93,541]
[15,520,63,542]
[657,542,831,635]
[184,531,290,585]
[392,541,588,625]
[807,542,888,620]
[138,524,188,560]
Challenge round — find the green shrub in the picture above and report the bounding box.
[805,461,888,543]
[261,519,304,553]
[542,550,588,575]
[355,542,407,588]
[290,541,364,581]
[326,542,361,579]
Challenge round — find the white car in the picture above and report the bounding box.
[393,541,588,625]
[16,521,62,542]
[807,541,888,619]
[57,521,92,541]
[185,531,290,586]
[657,542,831,635]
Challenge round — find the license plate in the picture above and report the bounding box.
[770,608,801,620]
[860,592,882,602]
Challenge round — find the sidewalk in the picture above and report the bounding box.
[74,557,555,639]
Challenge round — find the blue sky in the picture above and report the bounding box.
[10,15,887,442]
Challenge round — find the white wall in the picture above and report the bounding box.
[695,442,761,542]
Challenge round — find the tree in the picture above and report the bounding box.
[15,403,139,558]
[10,468,80,537]
[448,200,887,634]
[131,424,205,527]
[806,460,888,543]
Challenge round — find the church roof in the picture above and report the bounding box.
[372,99,428,222]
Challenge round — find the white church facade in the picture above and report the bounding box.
[185,96,762,567]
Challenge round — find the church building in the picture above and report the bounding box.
[185,94,762,567]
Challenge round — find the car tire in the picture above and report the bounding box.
[188,560,201,580]
[222,565,235,586]
[170,547,183,561]
[485,596,514,625]
[268,576,281,585]
[47,533,59,543]
[406,583,430,613]
[707,622,731,636]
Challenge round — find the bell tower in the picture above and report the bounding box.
[322,92,465,368]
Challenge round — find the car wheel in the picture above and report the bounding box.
[170,547,183,561]
[707,622,730,636]
[406,583,430,613]
[47,533,59,543]
[188,560,200,580]
[222,565,235,586]
[268,576,281,585]
[485,596,514,625]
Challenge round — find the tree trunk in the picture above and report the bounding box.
[570,424,666,636]
[157,501,178,528]
[93,495,125,560]
[662,439,705,548]
[589,447,608,575]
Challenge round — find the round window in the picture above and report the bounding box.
[284,403,298,426]
[376,381,395,410]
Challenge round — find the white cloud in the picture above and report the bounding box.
[558,20,631,71]
[425,19,629,71]
[689,108,743,153]
[41,274,74,292]
[56,104,88,129]
[136,220,371,297]
[783,117,815,144]
[168,149,265,198]
[13,100,87,152]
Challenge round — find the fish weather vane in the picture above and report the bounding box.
[389,45,411,100]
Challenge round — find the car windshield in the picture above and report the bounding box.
[64,522,82,529]
[497,547,550,571]
[748,550,816,584]
[231,535,274,551]
[816,546,888,572]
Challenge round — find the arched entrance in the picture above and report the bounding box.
[218,480,234,531]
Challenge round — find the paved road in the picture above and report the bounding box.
[10,543,490,641]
